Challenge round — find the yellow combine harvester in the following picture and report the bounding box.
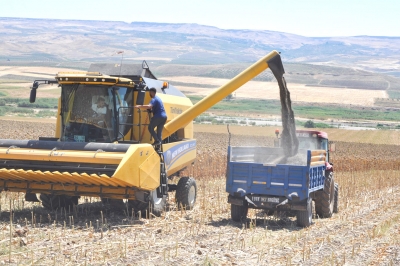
[0,50,287,215]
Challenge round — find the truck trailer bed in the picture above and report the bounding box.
[226,147,327,202]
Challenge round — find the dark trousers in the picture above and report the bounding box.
[148,117,167,142]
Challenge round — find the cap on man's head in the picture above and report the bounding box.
[149,87,157,93]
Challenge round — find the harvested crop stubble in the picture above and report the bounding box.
[0,119,55,139]
[0,121,400,265]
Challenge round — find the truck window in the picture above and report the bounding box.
[298,137,318,150]
[321,139,328,151]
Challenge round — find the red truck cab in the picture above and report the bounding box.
[275,129,334,170]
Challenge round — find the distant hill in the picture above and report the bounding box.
[1,17,400,95]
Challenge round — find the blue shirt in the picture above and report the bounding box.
[150,95,167,119]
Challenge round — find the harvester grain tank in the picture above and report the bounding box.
[0,50,292,216]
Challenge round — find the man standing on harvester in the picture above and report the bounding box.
[135,87,167,147]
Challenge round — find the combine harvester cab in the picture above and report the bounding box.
[0,50,289,216]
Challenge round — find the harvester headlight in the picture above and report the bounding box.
[86,78,89,81]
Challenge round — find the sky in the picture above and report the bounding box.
[0,0,399,37]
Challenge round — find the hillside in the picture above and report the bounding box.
[1,17,400,76]
[2,17,400,110]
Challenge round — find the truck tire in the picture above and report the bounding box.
[296,197,312,227]
[315,171,335,218]
[128,190,166,217]
[40,194,79,210]
[175,177,197,210]
[333,183,339,213]
[231,202,248,222]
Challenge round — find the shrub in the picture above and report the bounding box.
[304,120,315,128]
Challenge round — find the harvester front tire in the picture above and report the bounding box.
[101,198,125,208]
[315,172,335,218]
[149,190,167,217]
[40,194,78,210]
[333,183,339,213]
[175,177,197,210]
[128,190,166,218]
[296,197,312,227]
[127,200,148,216]
[231,202,248,222]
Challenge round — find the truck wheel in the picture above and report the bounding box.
[175,177,197,210]
[40,194,79,210]
[333,183,339,213]
[315,172,335,218]
[128,190,166,217]
[231,202,248,222]
[296,198,312,227]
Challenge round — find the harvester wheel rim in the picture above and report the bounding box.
[151,190,163,205]
[188,185,196,205]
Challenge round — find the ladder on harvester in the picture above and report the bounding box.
[155,143,168,197]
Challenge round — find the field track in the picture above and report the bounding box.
[0,120,399,265]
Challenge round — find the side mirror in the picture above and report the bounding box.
[161,81,169,89]
[29,82,39,103]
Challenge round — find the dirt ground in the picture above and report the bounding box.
[0,120,399,265]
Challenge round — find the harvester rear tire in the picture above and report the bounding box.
[231,202,248,222]
[333,183,339,213]
[175,177,197,210]
[296,197,312,227]
[40,194,79,210]
[315,171,335,218]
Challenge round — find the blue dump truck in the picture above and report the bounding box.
[226,130,338,227]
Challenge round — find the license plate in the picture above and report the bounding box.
[251,196,280,203]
